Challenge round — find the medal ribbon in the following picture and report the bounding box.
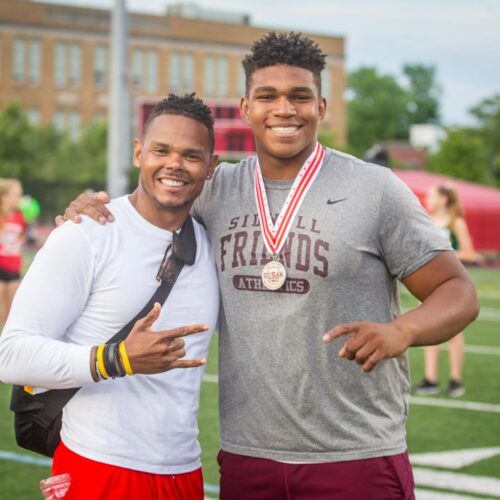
[254,142,325,256]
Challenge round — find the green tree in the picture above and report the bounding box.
[0,102,111,218]
[51,121,107,185]
[403,64,441,125]
[428,128,489,184]
[0,103,34,178]
[347,67,409,155]
[469,94,500,185]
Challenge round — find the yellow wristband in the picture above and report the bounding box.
[119,342,134,376]
[97,344,110,379]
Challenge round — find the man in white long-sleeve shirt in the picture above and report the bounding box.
[0,94,220,499]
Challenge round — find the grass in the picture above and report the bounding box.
[0,255,499,498]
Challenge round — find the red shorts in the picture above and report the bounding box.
[218,449,415,500]
[52,441,204,500]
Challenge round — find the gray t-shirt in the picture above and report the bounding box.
[193,148,451,463]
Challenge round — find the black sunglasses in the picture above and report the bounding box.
[156,232,181,284]
[155,217,197,283]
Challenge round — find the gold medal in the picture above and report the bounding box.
[262,258,287,291]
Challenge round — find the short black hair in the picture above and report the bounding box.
[242,31,326,95]
[143,93,215,153]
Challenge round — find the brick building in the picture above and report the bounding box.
[0,0,346,153]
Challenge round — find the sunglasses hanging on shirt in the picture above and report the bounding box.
[156,216,197,283]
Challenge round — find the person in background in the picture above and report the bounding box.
[0,179,26,325]
[415,184,482,397]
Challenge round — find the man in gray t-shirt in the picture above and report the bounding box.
[63,32,479,500]
[192,147,450,465]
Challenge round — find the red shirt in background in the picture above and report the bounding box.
[0,210,27,273]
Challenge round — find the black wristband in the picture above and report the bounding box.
[113,343,126,378]
[103,343,118,378]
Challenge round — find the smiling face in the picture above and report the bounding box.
[241,64,326,176]
[133,113,217,227]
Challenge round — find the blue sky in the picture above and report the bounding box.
[41,0,500,126]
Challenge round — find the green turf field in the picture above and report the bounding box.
[0,254,499,499]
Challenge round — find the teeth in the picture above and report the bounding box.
[271,127,299,134]
[159,179,185,187]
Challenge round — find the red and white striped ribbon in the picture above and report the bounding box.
[254,142,325,256]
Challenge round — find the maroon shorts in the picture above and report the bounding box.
[52,441,204,500]
[218,449,415,500]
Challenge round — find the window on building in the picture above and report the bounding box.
[182,53,193,90]
[94,46,107,88]
[54,42,66,86]
[321,66,332,101]
[169,53,180,92]
[54,109,65,131]
[68,110,81,139]
[218,57,228,98]
[169,52,194,92]
[132,49,143,88]
[145,50,158,93]
[204,56,229,98]
[69,43,81,86]
[29,40,41,85]
[27,107,40,125]
[13,38,25,83]
[204,56,215,97]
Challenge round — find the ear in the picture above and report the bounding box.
[206,155,219,179]
[240,96,251,125]
[318,96,327,121]
[133,138,143,168]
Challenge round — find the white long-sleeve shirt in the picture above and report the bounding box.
[0,196,220,474]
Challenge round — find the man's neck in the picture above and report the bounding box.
[257,143,317,181]
[128,190,190,232]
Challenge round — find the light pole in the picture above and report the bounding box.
[106,0,130,197]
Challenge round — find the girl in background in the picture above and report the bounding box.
[0,179,26,325]
[416,184,482,397]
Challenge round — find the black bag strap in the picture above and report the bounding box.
[108,215,196,344]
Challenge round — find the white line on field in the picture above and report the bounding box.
[414,489,479,500]
[413,467,500,497]
[401,288,500,301]
[202,373,219,383]
[477,307,500,321]
[0,450,51,466]
[411,447,500,470]
[476,290,500,300]
[442,344,500,356]
[401,306,500,322]
[411,396,500,413]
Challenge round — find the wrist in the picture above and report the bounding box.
[392,316,417,349]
